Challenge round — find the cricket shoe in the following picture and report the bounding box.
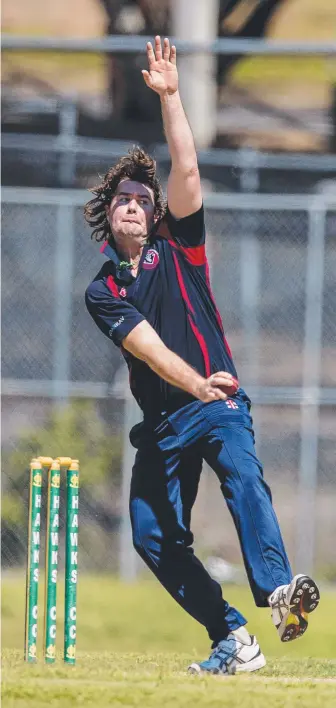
[268,574,320,642]
[188,627,266,675]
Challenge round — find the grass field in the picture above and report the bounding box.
[2,574,336,707]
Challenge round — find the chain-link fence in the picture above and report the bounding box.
[2,188,336,582]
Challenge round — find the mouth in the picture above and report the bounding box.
[123,218,141,224]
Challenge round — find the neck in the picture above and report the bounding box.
[113,235,148,265]
[116,244,143,266]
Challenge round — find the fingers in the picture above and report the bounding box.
[146,41,155,68]
[154,35,162,61]
[141,70,152,88]
[211,375,232,385]
[210,372,238,385]
[147,36,176,64]
[210,373,234,388]
[200,371,238,404]
[163,37,170,61]
[212,370,235,380]
[211,387,227,401]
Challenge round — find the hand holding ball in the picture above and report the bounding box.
[210,373,239,398]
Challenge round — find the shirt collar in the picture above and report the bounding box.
[100,241,134,283]
[100,240,120,266]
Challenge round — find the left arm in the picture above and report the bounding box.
[142,36,202,220]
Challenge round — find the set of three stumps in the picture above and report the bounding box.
[24,456,79,664]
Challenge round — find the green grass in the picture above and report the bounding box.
[231,57,333,85]
[2,51,105,71]
[3,651,336,708]
[2,574,336,707]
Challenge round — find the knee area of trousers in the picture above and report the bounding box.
[130,498,160,556]
[229,464,268,493]
[132,528,161,561]
[242,470,272,501]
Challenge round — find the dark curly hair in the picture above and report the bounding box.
[84,146,166,242]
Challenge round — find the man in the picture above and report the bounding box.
[85,36,319,675]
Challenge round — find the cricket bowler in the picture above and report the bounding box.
[85,37,320,674]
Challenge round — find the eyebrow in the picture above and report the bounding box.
[117,191,152,200]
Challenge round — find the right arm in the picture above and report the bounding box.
[142,37,205,250]
[122,320,235,403]
[85,279,236,403]
[142,36,202,221]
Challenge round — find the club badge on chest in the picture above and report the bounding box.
[143,249,159,270]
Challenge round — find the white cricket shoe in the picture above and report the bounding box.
[188,626,266,675]
[268,574,320,642]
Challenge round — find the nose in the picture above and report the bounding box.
[127,199,137,213]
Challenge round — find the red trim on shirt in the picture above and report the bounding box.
[172,251,195,315]
[178,243,206,266]
[168,239,206,266]
[172,251,211,377]
[106,274,120,298]
[187,315,211,378]
[157,219,205,266]
[100,241,108,253]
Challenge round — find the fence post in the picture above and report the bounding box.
[296,200,326,575]
[58,98,77,187]
[172,0,219,148]
[52,202,75,404]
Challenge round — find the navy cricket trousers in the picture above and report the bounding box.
[129,392,292,643]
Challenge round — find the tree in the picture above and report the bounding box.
[97,0,287,142]
[99,0,170,132]
[2,401,122,570]
[217,0,286,79]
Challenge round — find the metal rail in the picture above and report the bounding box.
[2,34,336,55]
[2,378,336,405]
[3,133,336,173]
[3,186,335,210]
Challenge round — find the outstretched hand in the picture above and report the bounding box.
[142,36,178,96]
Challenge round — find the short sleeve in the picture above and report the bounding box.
[165,204,205,247]
[85,279,145,347]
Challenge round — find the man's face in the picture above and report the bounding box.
[106,179,156,248]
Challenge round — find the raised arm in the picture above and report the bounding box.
[142,36,202,220]
[123,320,236,404]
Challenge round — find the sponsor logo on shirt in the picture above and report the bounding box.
[108,316,125,337]
[225,399,239,410]
[143,249,159,270]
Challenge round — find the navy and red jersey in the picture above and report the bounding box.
[85,206,238,422]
